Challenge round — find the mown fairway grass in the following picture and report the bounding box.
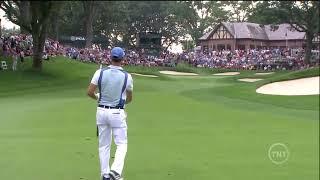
[0,57,319,180]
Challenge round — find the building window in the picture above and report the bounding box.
[313,35,320,42]
[217,44,225,51]
[226,44,231,50]
[238,45,245,50]
[203,46,208,52]
[210,25,232,40]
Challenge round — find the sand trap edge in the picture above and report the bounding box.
[213,72,240,76]
[131,73,159,78]
[256,76,320,96]
[238,78,263,82]
[159,71,198,76]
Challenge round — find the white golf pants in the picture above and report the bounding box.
[96,107,128,178]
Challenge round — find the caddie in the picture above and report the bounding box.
[87,47,133,180]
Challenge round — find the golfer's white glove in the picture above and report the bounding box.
[95,93,100,99]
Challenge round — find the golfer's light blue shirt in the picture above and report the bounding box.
[91,65,133,107]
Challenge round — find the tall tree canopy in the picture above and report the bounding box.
[50,1,191,50]
[222,1,256,22]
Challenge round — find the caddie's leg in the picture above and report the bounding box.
[110,127,127,175]
[98,125,112,178]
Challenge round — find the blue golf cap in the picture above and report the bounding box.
[111,47,125,60]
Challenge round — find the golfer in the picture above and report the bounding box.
[87,47,133,180]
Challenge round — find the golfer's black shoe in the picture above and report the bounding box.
[102,176,110,180]
[109,170,122,180]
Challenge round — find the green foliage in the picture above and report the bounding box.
[180,40,195,51]
[178,1,229,44]
[54,1,85,37]
[222,1,255,22]
[54,1,192,49]
[247,1,282,24]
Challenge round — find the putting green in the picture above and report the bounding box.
[0,57,319,180]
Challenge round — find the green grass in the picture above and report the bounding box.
[0,57,319,180]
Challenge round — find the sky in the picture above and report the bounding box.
[0,10,19,29]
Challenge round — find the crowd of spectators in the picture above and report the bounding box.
[64,47,177,67]
[65,46,319,71]
[178,48,319,70]
[0,34,63,61]
[1,34,319,71]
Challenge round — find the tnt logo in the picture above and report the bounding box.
[268,143,290,164]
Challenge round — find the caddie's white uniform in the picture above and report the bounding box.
[91,65,133,178]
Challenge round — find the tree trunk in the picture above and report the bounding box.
[32,32,43,70]
[123,33,130,49]
[0,19,2,37]
[52,17,59,41]
[84,2,95,48]
[19,1,30,34]
[85,15,93,48]
[164,39,174,52]
[55,23,59,41]
[31,22,48,70]
[304,32,313,65]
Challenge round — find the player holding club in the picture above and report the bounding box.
[87,47,133,180]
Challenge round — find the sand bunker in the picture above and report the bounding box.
[131,73,158,78]
[159,71,198,76]
[256,76,320,95]
[255,72,275,75]
[238,78,263,82]
[213,72,240,76]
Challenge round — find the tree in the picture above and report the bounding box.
[47,2,67,41]
[56,1,112,47]
[280,1,319,64]
[57,1,85,37]
[0,1,63,70]
[222,1,256,22]
[181,39,195,51]
[18,1,30,34]
[179,1,229,45]
[94,1,188,50]
[82,1,98,48]
[47,1,196,50]
[247,1,281,24]
[248,1,320,64]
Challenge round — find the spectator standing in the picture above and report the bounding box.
[11,48,18,71]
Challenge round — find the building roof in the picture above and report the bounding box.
[199,22,306,41]
[199,31,212,40]
[264,24,305,40]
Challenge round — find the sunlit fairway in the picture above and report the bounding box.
[0,57,319,180]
